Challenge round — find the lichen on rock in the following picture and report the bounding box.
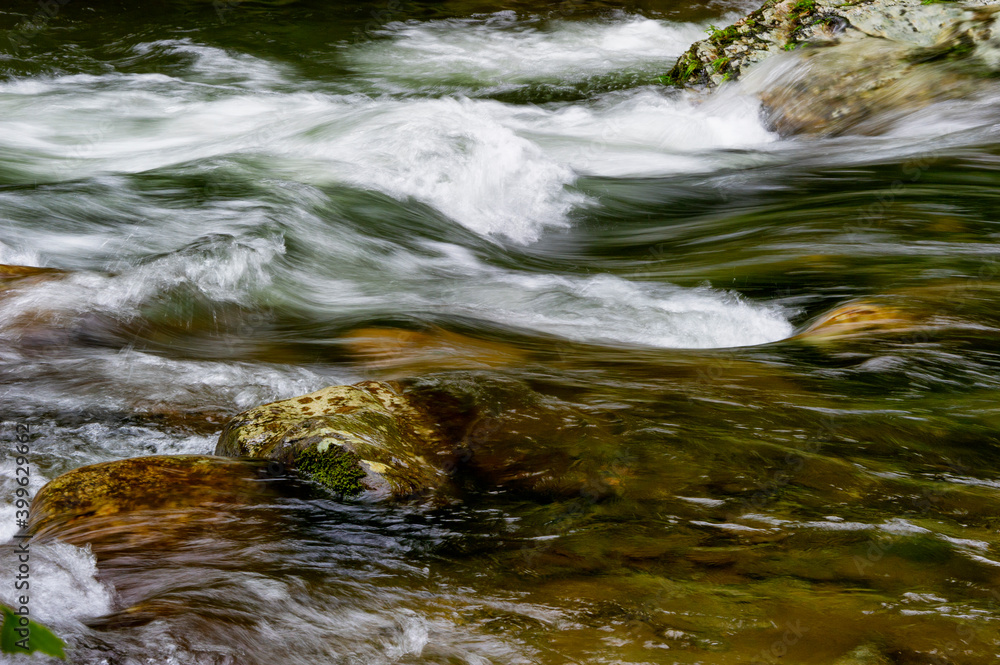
[216,380,451,499]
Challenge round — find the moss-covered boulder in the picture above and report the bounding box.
[25,455,310,632]
[215,381,452,499]
[216,375,633,502]
[665,0,1000,134]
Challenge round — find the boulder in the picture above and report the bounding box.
[791,300,923,341]
[216,376,631,501]
[665,0,1000,134]
[215,381,452,499]
[27,455,291,549]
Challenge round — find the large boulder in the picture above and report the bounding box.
[216,376,632,502]
[665,0,1000,134]
[215,381,453,499]
[24,455,310,636]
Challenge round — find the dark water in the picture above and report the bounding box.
[2,0,1000,663]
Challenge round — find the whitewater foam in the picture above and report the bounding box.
[344,14,707,92]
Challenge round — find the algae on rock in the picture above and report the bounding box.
[216,380,451,499]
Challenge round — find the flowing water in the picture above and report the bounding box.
[2,0,1000,662]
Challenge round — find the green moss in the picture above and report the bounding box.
[660,53,703,86]
[294,445,367,498]
[705,24,739,46]
[711,57,731,73]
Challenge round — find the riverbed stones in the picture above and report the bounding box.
[216,381,452,499]
[665,0,1000,134]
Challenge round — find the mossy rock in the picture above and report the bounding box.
[664,0,1000,133]
[217,375,632,502]
[27,455,289,549]
[833,644,892,665]
[216,381,451,499]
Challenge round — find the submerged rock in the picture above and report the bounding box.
[0,263,67,283]
[217,375,632,501]
[791,300,923,341]
[216,381,452,499]
[833,644,893,665]
[665,0,1000,134]
[342,326,526,374]
[27,455,290,548]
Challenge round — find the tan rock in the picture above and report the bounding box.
[343,326,525,374]
[792,300,921,341]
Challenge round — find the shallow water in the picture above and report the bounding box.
[2,0,1000,662]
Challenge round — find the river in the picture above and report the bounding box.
[1,0,1000,662]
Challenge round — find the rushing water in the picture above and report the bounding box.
[2,0,1000,662]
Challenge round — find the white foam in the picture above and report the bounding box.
[285,95,584,242]
[345,14,706,91]
[0,541,114,626]
[0,27,790,350]
[453,271,794,348]
[1,350,346,416]
[0,32,777,244]
[0,456,47,544]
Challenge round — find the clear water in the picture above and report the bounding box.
[2,0,1000,662]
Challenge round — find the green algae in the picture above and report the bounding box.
[294,445,367,498]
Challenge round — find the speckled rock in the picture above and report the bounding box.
[27,455,288,547]
[665,0,1000,134]
[833,644,893,665]
[668,0,999,87]
[217,375,632,502]
[216,381,452,499]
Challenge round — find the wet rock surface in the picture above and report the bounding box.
[216,380,454,499]
[27,455,294,548]
[216,375,632,501]
[666,0,1000,134]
